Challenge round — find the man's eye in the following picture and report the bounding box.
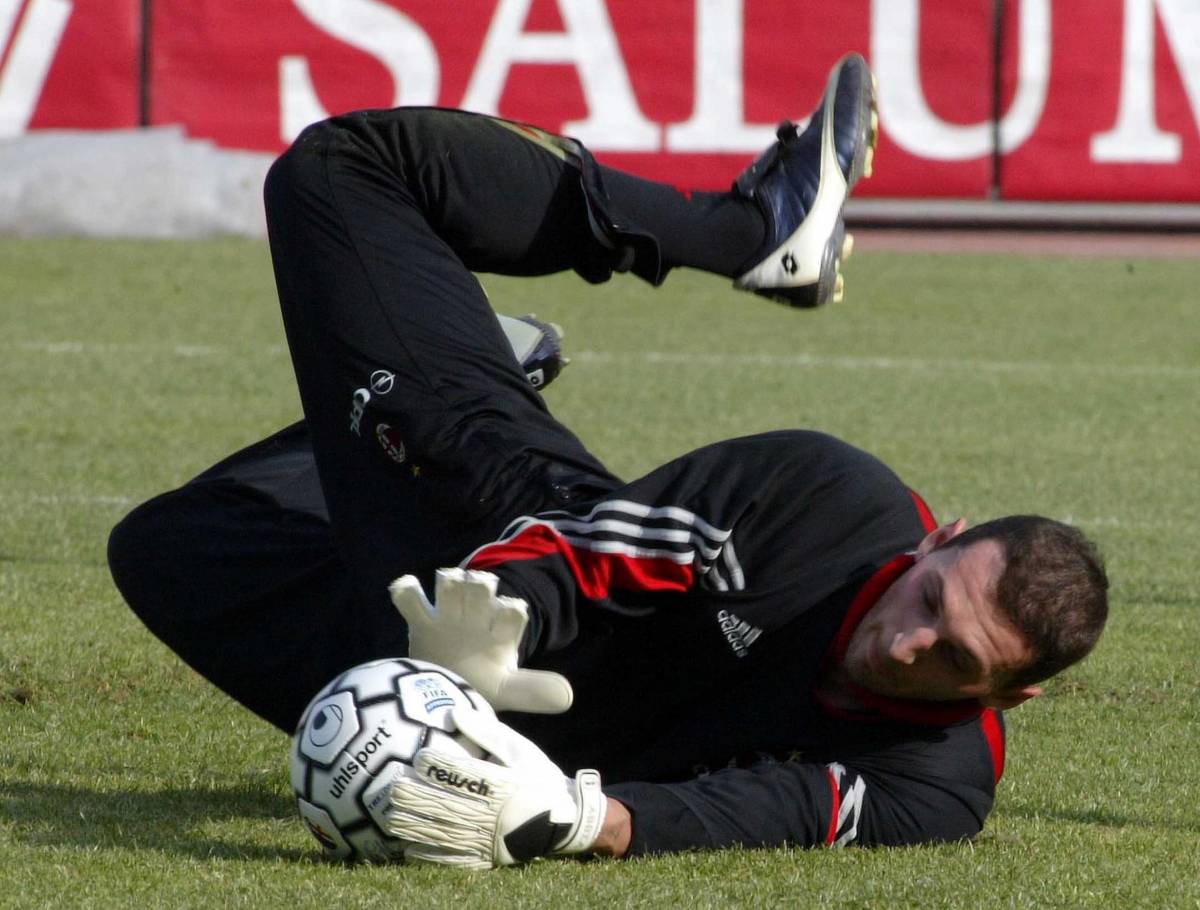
[951,648,977,675]
[936,640,970,673]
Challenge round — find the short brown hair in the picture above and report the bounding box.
[941,515,1108,688]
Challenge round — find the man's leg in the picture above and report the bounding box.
[263,74,877,620]
[111,112,637,730]
[108,424,373,731]
[263,108,634,623]
[597,52,878,307]
[110,55,875,727]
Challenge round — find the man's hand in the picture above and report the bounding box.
[387,705,607,868]
[389,568,574,714]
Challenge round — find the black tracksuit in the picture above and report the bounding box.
[108,107,1003,856]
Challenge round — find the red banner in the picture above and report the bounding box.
[2,0,139,134]
[10,0,1200,202]
[862,0,996,198]
[999,0,1200,202]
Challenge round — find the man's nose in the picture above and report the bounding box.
[889,626,938,665]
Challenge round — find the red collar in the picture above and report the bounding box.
[818,554,984,727]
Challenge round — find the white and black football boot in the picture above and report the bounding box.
[498,313,570,391]
[733,52,879,308]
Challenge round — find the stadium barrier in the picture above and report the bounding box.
[2,0,1198,230]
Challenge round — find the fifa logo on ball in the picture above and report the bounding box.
[414,676,455,713]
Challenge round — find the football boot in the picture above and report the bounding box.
[733,52,879,308]
[498,313,570,390]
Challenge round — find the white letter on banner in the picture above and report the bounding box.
[462,0,658,150]
[666,0,775,152]
[0,0,72,138]
[1092,0,1200,163]
[871,0,1050,160]
[280,0,439,143]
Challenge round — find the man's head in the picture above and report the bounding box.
[842,515,1108,710]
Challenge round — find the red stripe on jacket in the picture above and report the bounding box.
[909,488,938,533]
[467,522,696,601]
[980,708,1006,783]
[825,767,842,845]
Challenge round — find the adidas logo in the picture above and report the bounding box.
[716,609,763,658]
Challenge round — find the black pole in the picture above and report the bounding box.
[139,0,152,126]
[990,0,1005,200]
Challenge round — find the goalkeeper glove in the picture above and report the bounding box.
[389,568,573,714]
[387,704,606,868]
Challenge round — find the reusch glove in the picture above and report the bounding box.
[390,568,574,714]
[387,704,606,868]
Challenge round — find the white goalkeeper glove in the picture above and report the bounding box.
[387,704,606,869]
[390,568,573,715]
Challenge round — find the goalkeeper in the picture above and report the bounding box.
[108,55,1108,865]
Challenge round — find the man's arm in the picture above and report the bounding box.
[390,707,1001,865]
[464,431,921,660]
[592,798,633,856]
[604,744,996,855]
[394,432,925,720]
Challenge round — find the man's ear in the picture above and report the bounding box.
[914,517,968,559]
[980,685,1042,711]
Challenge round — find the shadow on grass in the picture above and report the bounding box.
[1001,803,1200,835]
[0,779,315,863]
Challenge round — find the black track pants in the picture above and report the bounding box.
[108,108,763,730]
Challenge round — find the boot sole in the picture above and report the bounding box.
[735,54,879,309]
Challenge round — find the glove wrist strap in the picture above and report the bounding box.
[554,770,607,855]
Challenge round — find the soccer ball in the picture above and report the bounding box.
[289,657,493,862]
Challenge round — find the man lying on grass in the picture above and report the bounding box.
[108,54,1108,866]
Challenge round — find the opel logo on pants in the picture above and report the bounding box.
[370,370,395,395]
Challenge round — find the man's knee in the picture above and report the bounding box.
[107,489,220,649]
[265,108,456,216]
[263,121,339,225]
[108,496,176,631]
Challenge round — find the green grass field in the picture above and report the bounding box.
[1,237,1197,908]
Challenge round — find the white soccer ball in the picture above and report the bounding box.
[289,657,493,862]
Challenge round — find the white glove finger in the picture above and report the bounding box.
[490,595,530,646]
[389,575,436,627]
[494,668,574,715]
[407,746,524,815]
[449,705,560,774]
[389,814,473,849]
[460,570,504,623]
[463,568,501,593]
[388,782,489,851]
[403,843,493,871]
[433,568,481,626]
[387,777,471,833]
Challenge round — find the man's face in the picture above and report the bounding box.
[843,536,1035,704]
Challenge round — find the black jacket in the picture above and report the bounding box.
[464,430,1005,854]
